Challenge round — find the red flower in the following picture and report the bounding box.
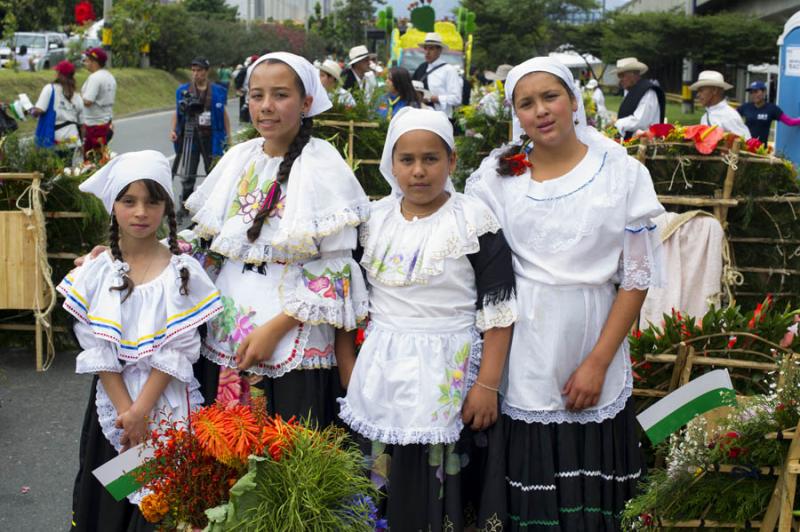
[631,329,642,339]
[503,152,532,176]
[684,124,725,154]
[745,137,764,153]
[355,325,366,346]
[648,123,675,138]
[748,302,765,329]
[726,336,737,349]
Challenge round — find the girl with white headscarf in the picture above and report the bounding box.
[59,150,223,530]
[466,57,665,530]
[181,52,370,427]
[338,108,517,530]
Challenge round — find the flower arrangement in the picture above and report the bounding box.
[136,401,379,531]
[631,297,800,395]
[622,355,800,528]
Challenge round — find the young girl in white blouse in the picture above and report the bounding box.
[181,52,369,425]
[466,57,664,530]
[58,151,223,531]
[338,107,517,531]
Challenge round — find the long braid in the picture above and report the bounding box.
[108,215,134,302]
[246,116,314,242]
[166,201,190,295]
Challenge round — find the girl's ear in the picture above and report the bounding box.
[302,95,313,115]
[448,150,457,174]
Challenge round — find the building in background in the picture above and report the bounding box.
[226,0,332,22]
[619,0,799,24]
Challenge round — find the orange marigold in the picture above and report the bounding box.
[139,492,169,523]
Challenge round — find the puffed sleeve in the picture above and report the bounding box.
[74,320,123,374]
[279,225,369,331]
[468,230,518,332]
[620,160,666,291]
[147,329,201,384]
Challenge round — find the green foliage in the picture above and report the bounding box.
[559,12,781,72]
[308,0,384,57]
[108,0,160,68]
[376,6,394,32]
[452,97,511,189]
[183,0,238,22]
[631,140,800,306]
[622,357,800,528]
[0,0,69,36]
[630,299,799,395]
[462,0,597,70]
[204,425,380,532]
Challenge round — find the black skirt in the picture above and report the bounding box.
[478,397,644,531]
[360,426,507,532]
[255,366,344,429]
[70,376,154,532]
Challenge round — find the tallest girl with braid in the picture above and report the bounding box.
[181,52,369,425]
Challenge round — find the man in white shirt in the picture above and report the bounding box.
[478,64,512,118]
[342,45,377,100]
[81,47,117,155]
[613,57,665,139]
[691,70,751,140]
[412,33,462,118]
[586,79,608,128]
[318,59,356,108]
[15,45,32,71]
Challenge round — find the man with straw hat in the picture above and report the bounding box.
[691,70,750,139]
[342,45,377,98]
[411,32,463,118]
[317,59,355,107]
[477,64,512,118]
[614,57,665,139]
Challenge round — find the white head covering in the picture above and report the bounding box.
[504,56,624,154]
[79,150,174,213]
[379,107,455,196]
[245,52,332,117]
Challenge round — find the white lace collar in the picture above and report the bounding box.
[186,137,369,262]
[360,193,500,286]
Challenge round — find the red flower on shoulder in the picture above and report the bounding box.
[503,152,532,176]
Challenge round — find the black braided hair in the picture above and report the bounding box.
[246,58,314,243]
[166,200,190,295]
[108,215,135,302]
[497,73,577,177]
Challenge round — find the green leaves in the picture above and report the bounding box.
[410,5,435,33]
[456,7,477,36]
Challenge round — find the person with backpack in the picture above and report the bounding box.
[30,60,83,155]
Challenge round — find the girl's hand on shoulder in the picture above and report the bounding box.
[461,384,498,431]
[236,321,279,371]
[74,245,108,267]
[562,355,609,411]
[115,405,149,452]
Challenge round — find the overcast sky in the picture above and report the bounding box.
[383,0,630,18]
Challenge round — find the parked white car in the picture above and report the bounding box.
[0,32,69,70]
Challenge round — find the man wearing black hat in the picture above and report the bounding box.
[738,81,800,144]
[170,56,231,206]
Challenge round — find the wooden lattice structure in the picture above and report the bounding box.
[0,173,54,370]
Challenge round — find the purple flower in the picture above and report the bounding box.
[231,314,255,343]
[307,276,331,293]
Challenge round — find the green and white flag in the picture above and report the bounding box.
[92,444,154,501]
[637,369,737,444]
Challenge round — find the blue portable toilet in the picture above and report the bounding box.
[776,10,800,166]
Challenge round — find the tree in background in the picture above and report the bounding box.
[308,0,384,56]
[108,0,160,67]
[557,12,781,92]
[184,0,238,22]
[462,0,597,70]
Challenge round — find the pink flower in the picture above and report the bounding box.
[230,313,255,344]
[307,276,331,294]
[178,240,192,254]
[216,367,244,408]
[780,316,800,348]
